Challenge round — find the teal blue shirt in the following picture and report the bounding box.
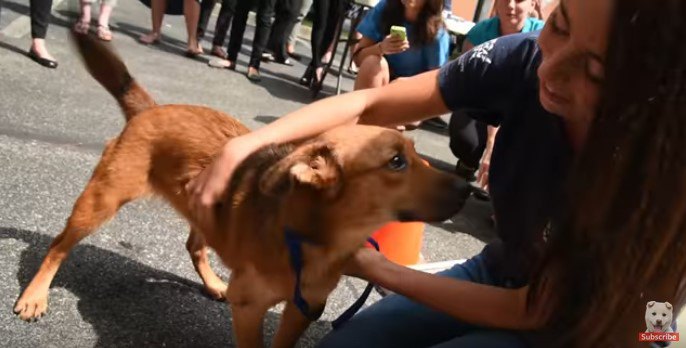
[466,17,545,46]
[356,0,451,77]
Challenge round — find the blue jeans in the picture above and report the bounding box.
[317,252,529,348]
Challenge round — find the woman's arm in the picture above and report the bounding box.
[244,69,446,146]
[353,36,383,67]
[353,35,408,67]
[351,249,547,330]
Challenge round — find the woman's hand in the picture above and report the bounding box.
[477,126,500,190]
[185,137,259,229]
[476,157,490,191]
[379,34,409,55]
[343,246,390,281]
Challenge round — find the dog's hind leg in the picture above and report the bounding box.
[186,228,227,300]
[14,141,150,321]
[272,301,315,348]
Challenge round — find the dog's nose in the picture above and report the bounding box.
[440,176,473,209]
[445,176,473,199]
[657,319,663,325]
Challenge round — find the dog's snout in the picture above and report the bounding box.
[428,174,473,219]
[442,175,473,199]
[657,319,663,325]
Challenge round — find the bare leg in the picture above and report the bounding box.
[139,0,165,44]
[183,0,202,53]
[96,3,114,40]
[98,2,113,27]
[353,54,390,90]
[79,1,92,24]
[185,229,227,300]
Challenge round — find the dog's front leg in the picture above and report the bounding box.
[231,301,270,348]
[271,301,320,348]
[227,272,273,348]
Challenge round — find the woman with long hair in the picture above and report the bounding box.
[350,0,449,91]
[188,0,685,346]
[529,0,686,345]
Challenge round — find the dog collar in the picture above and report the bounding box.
[284,226,379,327]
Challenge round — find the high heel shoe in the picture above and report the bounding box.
[309,68,324,98]
[299,65,314,86]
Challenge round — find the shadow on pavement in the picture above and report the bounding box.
[2,227,332,347]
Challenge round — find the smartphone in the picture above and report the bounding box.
[390,26,407,41]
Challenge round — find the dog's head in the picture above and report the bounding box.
[258,125,472,230]
[645,301,673,332]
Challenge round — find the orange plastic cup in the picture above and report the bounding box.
[367,159,430,266]
[370,221,425,266]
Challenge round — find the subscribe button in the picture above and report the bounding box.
[638,332,680,342]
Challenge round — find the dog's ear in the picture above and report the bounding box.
[647,301,656,308]
[259,142,341,196]
[665,302,673,310]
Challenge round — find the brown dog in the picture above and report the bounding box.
[13,33,472,347]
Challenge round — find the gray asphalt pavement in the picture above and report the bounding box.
[0,0,495,346]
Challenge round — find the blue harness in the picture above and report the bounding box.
[284,227,379,329]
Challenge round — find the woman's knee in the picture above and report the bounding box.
[355,55,390,89]
[359,55,389,75]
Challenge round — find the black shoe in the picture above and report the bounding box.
[422,116,449,130]
[287,51,303,61]
[273,54,293,66]
[309,69,324,98]
[454,161,477,182]
[300,65,314,86]
[470,182,491,201]
[28,49,58,69]
[455,161,491,201]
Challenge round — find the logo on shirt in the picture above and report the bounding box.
[468,38,497,65]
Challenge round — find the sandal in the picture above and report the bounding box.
[96,25,113,41]
[73,20,90,35]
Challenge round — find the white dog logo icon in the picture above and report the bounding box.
[645,301,674,333]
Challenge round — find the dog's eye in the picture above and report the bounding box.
[653,312,657,316]
[387,154,407,171]
[663,313,667,317]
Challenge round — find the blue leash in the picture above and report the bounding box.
[331,237,379,329]
[284,227,380,328]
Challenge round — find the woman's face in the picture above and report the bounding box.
[401,0,426,10]
[537,0,613,131]
[496,0,534,31]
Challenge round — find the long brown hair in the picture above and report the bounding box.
[528,0,686,346]
[380,0,444,46]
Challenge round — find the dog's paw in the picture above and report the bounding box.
[14,292,49,322]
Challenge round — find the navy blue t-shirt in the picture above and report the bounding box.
[438,32,573,287]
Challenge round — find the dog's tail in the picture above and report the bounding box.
[71,32,156,122]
